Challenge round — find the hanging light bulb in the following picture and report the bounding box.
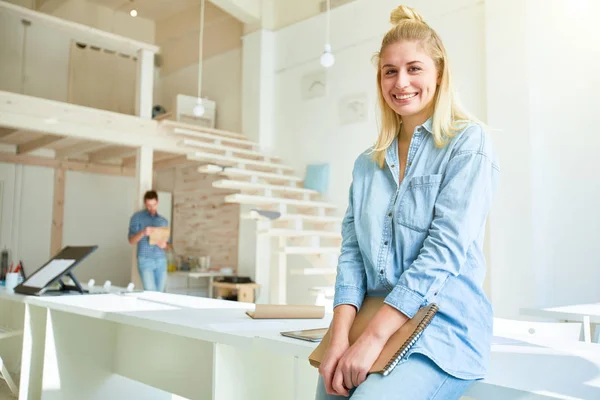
[320,44,335,68]
[130,9,137,17]
[193,98,205,117]
[321,0,334,68]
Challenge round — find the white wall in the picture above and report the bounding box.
[0,9,71,102]
[0,163,53,279]
[63,171,137,286]
[0,163,140,286]
[157,49,243,132]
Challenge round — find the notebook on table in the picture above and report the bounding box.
[308,297,438,376]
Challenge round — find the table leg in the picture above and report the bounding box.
[583,315,592,343]
[209,277,214,298]
[19,304,47,400]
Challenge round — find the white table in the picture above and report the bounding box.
[522,303,600,343]
[12,291,600,399]
[18,291,330,400]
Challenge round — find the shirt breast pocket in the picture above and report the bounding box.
[397,174,443,232]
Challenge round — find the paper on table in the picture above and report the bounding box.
[25,259,75,288]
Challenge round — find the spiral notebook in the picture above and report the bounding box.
[308,297,438,376]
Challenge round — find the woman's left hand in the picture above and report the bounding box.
[332,333,386,391]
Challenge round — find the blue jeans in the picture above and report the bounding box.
[138,257,167,292]
[316,353,473,400]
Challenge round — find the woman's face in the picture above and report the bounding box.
[379,40,439,122]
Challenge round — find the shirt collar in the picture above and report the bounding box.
[421,117,433,134]
[144,209,159,218]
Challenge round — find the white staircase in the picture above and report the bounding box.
[163,121,338,306]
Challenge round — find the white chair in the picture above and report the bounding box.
[493,317,583,341]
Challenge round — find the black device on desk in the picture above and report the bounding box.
[14,246,98,296]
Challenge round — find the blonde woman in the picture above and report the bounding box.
[316,5,499,399]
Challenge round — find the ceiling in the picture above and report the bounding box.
[88,0,204,21]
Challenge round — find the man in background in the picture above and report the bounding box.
[128,190,169,291]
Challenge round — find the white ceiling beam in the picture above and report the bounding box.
[209,0,260,24]
[17,135,65,154]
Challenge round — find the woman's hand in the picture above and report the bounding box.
[319,339,350,396]
[332,333,386,392]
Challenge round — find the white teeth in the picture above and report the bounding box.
[394,93,417,100]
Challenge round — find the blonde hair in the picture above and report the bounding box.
[371,5,477,168]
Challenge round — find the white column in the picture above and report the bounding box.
[131,146,153,287]
[241,29,276,151]
[240,29,277,303]
[135,49,155,119]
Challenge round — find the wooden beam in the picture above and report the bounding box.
[0,152,135,177]
[153,155,189,170]
[88,146,135,163]
[0,128,17,139]
[55,142,110,159]
[17,135,65,154]
[50,168,65,257]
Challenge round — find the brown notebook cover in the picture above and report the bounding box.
[246,304,325,319]
[149,227,170,245]
[308,297,438,376]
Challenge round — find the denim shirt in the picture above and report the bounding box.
[128,210,169,260]
[333,118,500,379]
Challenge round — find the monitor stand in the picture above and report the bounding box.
[45,271,87,295]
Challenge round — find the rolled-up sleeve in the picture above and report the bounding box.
[128,214,139,240]
[333,182,367,311]
[385,148,499,318]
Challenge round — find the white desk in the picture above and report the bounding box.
[18,291,330,400]
[522,303,600,343]
[12,291,600,400]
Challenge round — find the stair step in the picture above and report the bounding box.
[180,139,281,162]
[258,229,341,238]
[290,268,337,276]
[280,246,341,255]
[213,179,319,198]
[224,194,336,210]
[161,121,248,140]
[187,152,295,174]
[198,164,303,184]
[171,128,257,150]
[242,211,342,224]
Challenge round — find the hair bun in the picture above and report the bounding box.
[390,5,425,25]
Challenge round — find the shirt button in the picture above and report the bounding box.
[390,164,395,168]
[408,162,412,166]
[380,270,384,274]
[384,241,388,245]
[388,212,392,217]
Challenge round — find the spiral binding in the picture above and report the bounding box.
[382,303,439,376]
